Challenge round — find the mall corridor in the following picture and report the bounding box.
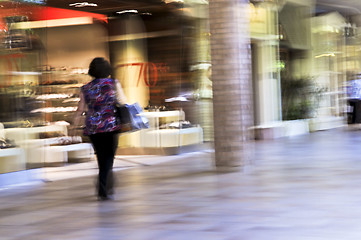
[2,127,361,239]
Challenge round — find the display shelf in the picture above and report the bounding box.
[0,147,23,157]
[0,148,25,174]
[4,125,68,143]
[141,127,203,148]
[138,110,185,130]
[139,110,185,118]
[43,143,94,163]
[3,125,92,164]
[136,110,203,148]
[5,126,94,164]
[37,83,83,88]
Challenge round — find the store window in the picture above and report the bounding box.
[109,3,212,154]
[0,0,212,174]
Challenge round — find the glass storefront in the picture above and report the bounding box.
[2,0,355,175]
[250,0,348,137]
[0,0,212,174]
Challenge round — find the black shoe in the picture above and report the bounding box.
[97,195,114,201]
[107,188,114,196]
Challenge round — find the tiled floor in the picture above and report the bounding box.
[40,154,190,182]
[2,128,361,239]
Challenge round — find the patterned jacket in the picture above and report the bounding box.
[81,78,122,135]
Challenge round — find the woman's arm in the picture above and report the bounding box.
[115,79,127,105]
[69,91,86,135]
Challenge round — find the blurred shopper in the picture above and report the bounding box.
[72,57,127,201]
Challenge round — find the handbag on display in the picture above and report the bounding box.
[115,102,149,133]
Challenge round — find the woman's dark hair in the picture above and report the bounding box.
[88,57,112,78]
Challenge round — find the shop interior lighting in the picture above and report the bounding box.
[11,17,94,29]
[9,71,41,75]
[165,96,188,102]
[116,10,138,14]
[189,63,211,71]
[162,0,184,3]
[31,107,77,113]
[69,2,98,7]
[63,98,80,103]
[35,93,73,100]
[315,53,336,58]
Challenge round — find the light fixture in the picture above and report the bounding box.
[116,10,138,14]
[69,2,98,7]
[165,96,189,102]
[162,0,184,3]
[140,12,152,16]
[314,53,336,59]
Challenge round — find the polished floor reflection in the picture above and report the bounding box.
[2,128,361,239]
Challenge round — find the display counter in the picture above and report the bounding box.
[0,148,25,174]
[3,125,94,167]
[137,110,203,148]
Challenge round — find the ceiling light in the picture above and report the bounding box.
[116,10,138,14]
[69,2,98,7]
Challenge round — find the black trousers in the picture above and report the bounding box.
[89,131,119,197]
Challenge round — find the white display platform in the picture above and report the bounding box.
[139,110,186,119]
[139,110,185,129]
[22,139,94,164]
[4,125,67,143]
[3,126,94,165]
[137,110,203,148]
[141,127,203,148]
[44,143,94,163]
[0,148,25,173]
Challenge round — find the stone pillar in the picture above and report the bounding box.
[209,0,254,167]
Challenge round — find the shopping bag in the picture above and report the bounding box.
[116,102,149,133]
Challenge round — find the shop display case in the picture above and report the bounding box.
[34,68,90,124]
[4,124,94,167]
[138,110,203,148]
[0,123,25,173]
[0,67,95,170]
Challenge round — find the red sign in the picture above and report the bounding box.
[116,62,168,87]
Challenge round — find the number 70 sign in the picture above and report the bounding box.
[115,62,169,87]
